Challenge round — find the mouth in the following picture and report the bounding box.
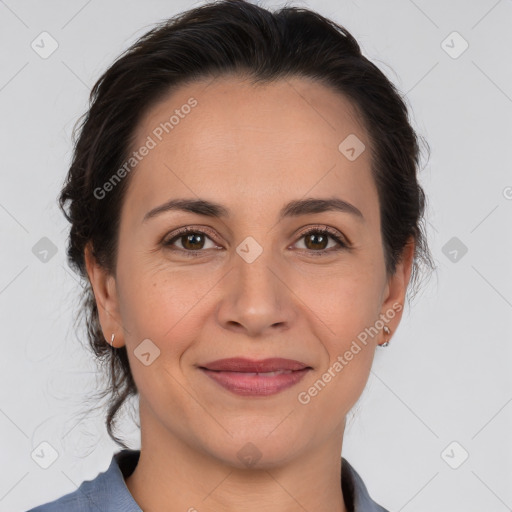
[199,358,312,396]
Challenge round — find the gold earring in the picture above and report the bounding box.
[110,333,115,347]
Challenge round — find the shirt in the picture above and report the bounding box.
[27,450,390,512]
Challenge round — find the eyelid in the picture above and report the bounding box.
[170,225,218,239]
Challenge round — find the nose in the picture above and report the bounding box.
[216,248,296,338]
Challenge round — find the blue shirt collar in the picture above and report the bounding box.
[30,449,389,511]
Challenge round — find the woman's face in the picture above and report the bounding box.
[87,75,413,467]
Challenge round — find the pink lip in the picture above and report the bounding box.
[199,358,312,397]
[201,357,310,372]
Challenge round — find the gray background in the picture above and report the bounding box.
[1,0,511,510]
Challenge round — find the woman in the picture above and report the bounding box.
[28,0,433,510]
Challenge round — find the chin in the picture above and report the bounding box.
[200,425,307,470]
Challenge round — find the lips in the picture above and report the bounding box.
[200,357,310,373]
[199,358,312,396]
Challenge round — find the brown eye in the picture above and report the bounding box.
[295,227,347,254]
[163,228,219,255]
[179,232,206,250]
[304,231,329,250]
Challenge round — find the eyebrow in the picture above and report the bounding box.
[142,197,364,223]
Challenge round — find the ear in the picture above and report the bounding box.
[84,242,125,348]
[379,237,415,343]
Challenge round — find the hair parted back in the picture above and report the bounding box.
[59,0,434,449]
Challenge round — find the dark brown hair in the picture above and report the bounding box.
[60,0,434,449]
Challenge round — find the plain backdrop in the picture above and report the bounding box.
[1,0,511,511]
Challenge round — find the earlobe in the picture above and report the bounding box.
[84,243,124,346]
[380,237,415,341]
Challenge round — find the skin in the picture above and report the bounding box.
[85,75,414,512]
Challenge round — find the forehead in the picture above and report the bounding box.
[123,75,377,224]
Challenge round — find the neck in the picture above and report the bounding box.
[124,401,348,512]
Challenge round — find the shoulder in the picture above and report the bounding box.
[26,450,141,512]
[341,457,390,512]
[26,472,107,512]
[26,490,90,512]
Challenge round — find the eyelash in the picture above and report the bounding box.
[162,225,349,257]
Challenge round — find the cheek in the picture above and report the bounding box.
[294,268,381,399]
[297,323,376,420]
[118,269,199,335]
[115,266,206,404]
[279,271,380,411]
[293,339,374,445]
[116,257,222,366]
[289,261,383,334]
